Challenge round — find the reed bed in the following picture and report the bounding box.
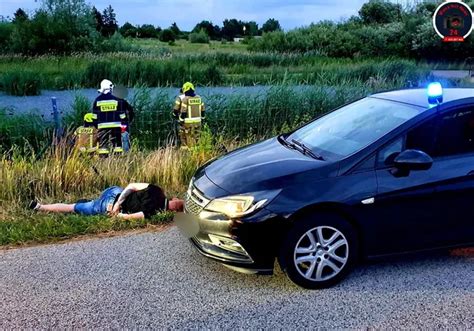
[0,52,431,95]
[2,85,383,154]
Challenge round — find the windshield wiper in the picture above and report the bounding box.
[291,139,325,160]
[279,135,298,150]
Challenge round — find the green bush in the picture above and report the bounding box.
[160,29,176,42]
[99,32,133,52]
[189,28,210,44]
[359,0,402,24]
[9,5,98,55]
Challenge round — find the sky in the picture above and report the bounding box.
[0,0,396,30]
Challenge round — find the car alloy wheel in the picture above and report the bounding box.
[293,226,349,282]
[279,212,357,289]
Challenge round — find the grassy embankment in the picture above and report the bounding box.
[0,141,223,247]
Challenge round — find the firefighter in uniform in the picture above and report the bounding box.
[92,79,128,156]
[74,113,98,154]
[172,82,205,147]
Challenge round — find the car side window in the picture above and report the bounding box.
[405,117,437,156]
[434,107,474,157]
[353,154,376,173]
[377,137,404,167]
[376,116,438,168]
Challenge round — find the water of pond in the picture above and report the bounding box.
[0,86,282,121]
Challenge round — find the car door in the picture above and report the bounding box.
[429,106,474,246]
[368,116,443,255]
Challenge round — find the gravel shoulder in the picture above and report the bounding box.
[0,226,472,329]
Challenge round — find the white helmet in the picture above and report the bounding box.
[98,79,114,94]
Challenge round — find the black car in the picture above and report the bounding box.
[180,84,474,289]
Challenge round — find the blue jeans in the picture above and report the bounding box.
[74,186,123,216]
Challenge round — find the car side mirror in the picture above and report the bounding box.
[391,149,433,177]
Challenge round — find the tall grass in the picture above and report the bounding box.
[3,84,386,154]
[0,70,41,96]
[0,133,232,245]
[56,85,372,150]
[203,85,372,140]
[0,109,53,153]
[0,132,238,212]
[0,53,432,95]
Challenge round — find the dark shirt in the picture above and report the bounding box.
[121,184,167,219]
[122,99,135,124]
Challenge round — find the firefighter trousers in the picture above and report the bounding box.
[178,122,201,147]
[97,128,123,155]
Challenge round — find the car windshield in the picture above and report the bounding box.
[286,97,424,160]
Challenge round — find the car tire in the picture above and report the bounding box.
[278,212,358,289]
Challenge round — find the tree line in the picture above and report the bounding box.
[249,0,474,61]
[0,0,282,54]
[1,0,474,61]
[120,18,281,41]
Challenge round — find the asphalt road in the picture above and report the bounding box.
[1,227,473,329]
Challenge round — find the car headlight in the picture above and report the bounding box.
[205,190,281,218]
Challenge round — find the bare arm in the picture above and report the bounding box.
[117,212,145,220]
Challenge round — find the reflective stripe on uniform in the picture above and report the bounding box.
[185,97,202,119]
[97,100,118,112]
[113,147,124,153]
[91,113,98,119]
[98,122,122,129]
[79,147,97,153]
[98,148,109,154]
[119,114,127,119]
[184,118,202,124]
[89,134,96,150]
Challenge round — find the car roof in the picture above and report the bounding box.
[369,88,474,108]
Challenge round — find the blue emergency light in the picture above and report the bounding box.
[427,82,443,105]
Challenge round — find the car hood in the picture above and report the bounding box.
[198,137,335,194]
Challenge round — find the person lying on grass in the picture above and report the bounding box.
[29,183,184,220]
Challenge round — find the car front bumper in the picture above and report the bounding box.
[180,182,286,275]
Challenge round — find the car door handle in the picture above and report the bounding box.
[361,197,375,205]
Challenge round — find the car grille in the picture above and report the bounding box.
[185,183,210,216]
[185,193,202,215]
